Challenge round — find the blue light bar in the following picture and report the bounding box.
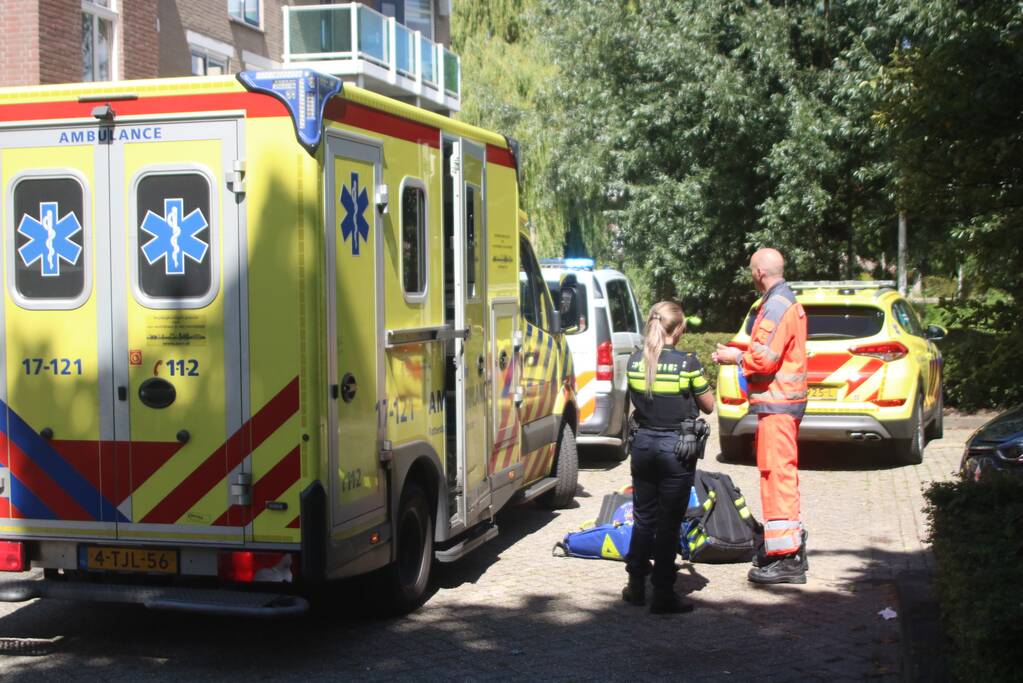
[540,257,596,270]
[237,69,342,153]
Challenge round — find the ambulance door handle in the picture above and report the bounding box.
[118,386,127,401]
[477,355,485,377]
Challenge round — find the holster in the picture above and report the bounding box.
[674,418,711,467]
[626,414,639,454]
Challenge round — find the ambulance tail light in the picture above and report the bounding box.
[849,342,908,362]
[596,341,614,381]
[217,551,296,583]
[721,396,747,405]
[0,541,27,572]
[870,398,907,407]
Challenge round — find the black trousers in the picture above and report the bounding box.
[626,428,694,590]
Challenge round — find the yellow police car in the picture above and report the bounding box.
[716,281,946,465]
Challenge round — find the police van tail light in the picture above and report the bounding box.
[0,541,27,572]
[596,341,613,381]
[218,551,296,583]
[849,342,908,362]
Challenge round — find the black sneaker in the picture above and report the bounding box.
[753,529,809,570]
[649,591,695,614]
[747,553,807,585]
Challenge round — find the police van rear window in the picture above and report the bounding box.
[805,305,885,340]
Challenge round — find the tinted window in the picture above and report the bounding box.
[519,237,551,328]
[605,279,638,333]
[137,173,212,301]
[892,301,924,336]
[401,184,426,296]
[804,305,885,339]
[465,184,481,299]
[13,177,86,302]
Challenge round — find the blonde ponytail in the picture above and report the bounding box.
[643,302,686,398]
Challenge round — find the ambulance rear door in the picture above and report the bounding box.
[109,118,245,545]
[0,124,116,538]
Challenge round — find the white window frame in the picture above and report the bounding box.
[228,0,262,30]
[399,177,428,303]
[82,0,119,82]
[186,30,234,76]
[404,0,435,42]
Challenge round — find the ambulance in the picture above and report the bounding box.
[0,70,580,616]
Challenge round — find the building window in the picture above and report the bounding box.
[404,0,433,40]
[191,51,228,76]
[401,182,427,298]
[82,0,118,82]
[228,0,260,28]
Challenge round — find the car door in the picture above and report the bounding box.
[891,300,938,412]
[603,277,642,426]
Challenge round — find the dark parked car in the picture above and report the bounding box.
[961,406,1023,480]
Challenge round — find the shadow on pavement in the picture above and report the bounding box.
[0,542,943,682]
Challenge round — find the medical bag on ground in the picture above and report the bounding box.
[684,471,761,564]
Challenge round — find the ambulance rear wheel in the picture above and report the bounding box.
[539,422,578,509]
[381,483,433,614]
[895,394,925,466]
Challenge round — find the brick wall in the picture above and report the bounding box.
[122,0,160,80]
[38,0,80,84]
[0,0,40,86]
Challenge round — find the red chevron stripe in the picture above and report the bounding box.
[141,377,299,525]
[0,497,10,519]
[213,445,301,527]
[286,515,301,529]
[807,353,853,383]
[844,359,884,396]
[8,442,92,521]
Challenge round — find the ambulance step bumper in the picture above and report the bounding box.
[0,579,309,617]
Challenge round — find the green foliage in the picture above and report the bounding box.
[680,332,736,393]
[925,475,1023,680]
[925,297,1023,410]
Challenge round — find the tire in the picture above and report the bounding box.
[538,422,579,509]
[926,386,944,441]
[719,435,753,463]
[610,409,630,462]
[378,483,433,615]
[895,394,925,466]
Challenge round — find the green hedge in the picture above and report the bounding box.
[678,332,735,393]
[925,476,1023,681]
[935,329,1023,411]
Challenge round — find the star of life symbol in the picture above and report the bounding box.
[339,171,370,256]
[17,202,83,277]
[140,198,209,275]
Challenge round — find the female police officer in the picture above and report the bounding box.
[622,301,714,614]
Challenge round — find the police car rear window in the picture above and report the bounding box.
[804,305,885,339]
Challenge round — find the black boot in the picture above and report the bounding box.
[622,575,646,606]
[753,529,808,570]
[649,589,694,614]
[747,552,807,585]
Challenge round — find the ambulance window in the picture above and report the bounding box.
[135,173,213,303]
[401,182,427,298]
[11,176,87,305]
[465,184,482,300]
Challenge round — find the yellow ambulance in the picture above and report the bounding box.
[0,70,579,615]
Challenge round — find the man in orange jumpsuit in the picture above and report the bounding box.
[713,248,808,584]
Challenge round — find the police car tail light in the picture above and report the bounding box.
[0,541,27,572]
[596,341,613,381]
[218,551,296,583]
[849,341,908,362]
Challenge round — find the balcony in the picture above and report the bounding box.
[282,3,460,115]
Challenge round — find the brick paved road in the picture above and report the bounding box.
[0,412,985,681]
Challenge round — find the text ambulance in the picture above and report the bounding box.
[0,70,579,616]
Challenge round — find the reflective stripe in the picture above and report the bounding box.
[738,507,751,519]
[764,534,800,553]
[734,496,745,506]
[765,520,801,532]
[776,372,807,384]
[750,401,807,417]
[750,388,809,401]
[751,342,781,362]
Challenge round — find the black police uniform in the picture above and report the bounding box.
[625,346,710,594]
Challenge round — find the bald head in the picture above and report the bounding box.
[750,248,785,293]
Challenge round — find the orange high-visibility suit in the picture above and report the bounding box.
[741,280,808,557]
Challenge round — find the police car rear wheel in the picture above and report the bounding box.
[381,483,433,614]
[539,422,579,509]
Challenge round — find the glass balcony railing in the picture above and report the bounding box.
[283,3,460,104]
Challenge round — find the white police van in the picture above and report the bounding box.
[542,259,644,459]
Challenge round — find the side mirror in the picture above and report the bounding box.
[925,324,947,341]
[558,273,586,334]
